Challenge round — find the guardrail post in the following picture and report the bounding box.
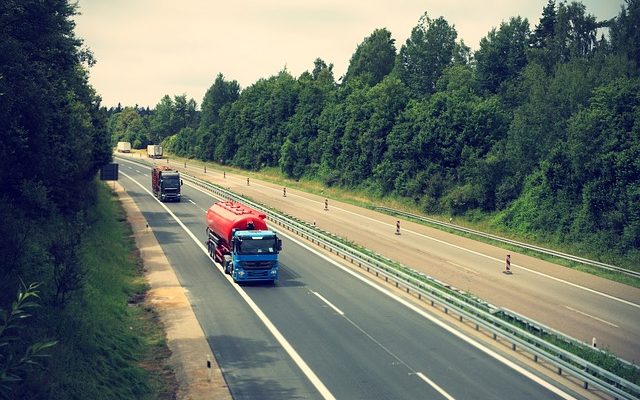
[557,367,562,375]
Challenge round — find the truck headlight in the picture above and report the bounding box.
[270,269,277,275]
[238,271,245,277]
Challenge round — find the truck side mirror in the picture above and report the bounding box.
[277,238,283,252]
[181,179,183,186]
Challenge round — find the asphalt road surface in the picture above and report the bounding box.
[126,155,640,363]
[116,159,584,399]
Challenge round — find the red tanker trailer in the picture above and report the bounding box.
[206,201,282,282]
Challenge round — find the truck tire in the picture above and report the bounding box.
[223,255,232,275]
[222,258,229,274]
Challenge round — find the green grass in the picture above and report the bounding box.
[26,184,176,399]
[499,312,640,387]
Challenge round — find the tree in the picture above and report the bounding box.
[609,0,640,72]
[200,74,240,130]
[343,28,396,86]
[150,95,174,142]
[566,78,640,250]
[171,94,198,134]
[312,58,336,85]
[395,13,458,97]
[531,0,557,49]
[198,74,240,160]
[528,1,599,70]
[475,17,530,93]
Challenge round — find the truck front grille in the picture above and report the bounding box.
[242,261,274,270]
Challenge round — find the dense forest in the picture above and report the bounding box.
[0,1,111,301]
[0,0,139,397]
[110,0,640,265]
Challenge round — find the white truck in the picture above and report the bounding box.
[116,141,131,153]
[147,145,163,159]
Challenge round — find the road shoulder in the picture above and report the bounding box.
[115,182,232,400]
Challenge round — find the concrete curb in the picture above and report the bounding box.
[114,182,232,400]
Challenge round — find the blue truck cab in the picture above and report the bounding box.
[227,230,282,282]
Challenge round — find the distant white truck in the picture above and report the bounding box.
[147,144,163,159]
[116,141,131,153]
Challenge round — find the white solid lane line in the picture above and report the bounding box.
[120,171,336,400]
[311,291,344,315]
[416,373,456,400]
[173,173,575,399]
[564,306,619,328]
[311,289,456,398]
[281,233,576,400]
[185,179,460,397]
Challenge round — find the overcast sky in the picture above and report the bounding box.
[73,0,624,109]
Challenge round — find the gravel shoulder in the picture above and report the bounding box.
[115,182,232,400]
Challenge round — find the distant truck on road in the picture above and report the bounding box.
[151,166,181,202]
[116,141,131,153]
[206,201,282,283]
[147,144,163,158]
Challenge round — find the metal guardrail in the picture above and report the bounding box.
[114,156,640,399]
[178,173,639,400]
[374,206,640,279]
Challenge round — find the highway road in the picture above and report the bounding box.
[124,155,640,363]
[117,158,581,399]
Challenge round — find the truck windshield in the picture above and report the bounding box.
[162,177,180,188]
[237,237,277,254]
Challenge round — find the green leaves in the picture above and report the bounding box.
[343,28,396,86]
[395,13,458,97]
[0,282,57,400]
[476,17,530,94]
[138,2,639,264]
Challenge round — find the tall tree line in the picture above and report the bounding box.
[123,1,639,264]
[0,0,111,395]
